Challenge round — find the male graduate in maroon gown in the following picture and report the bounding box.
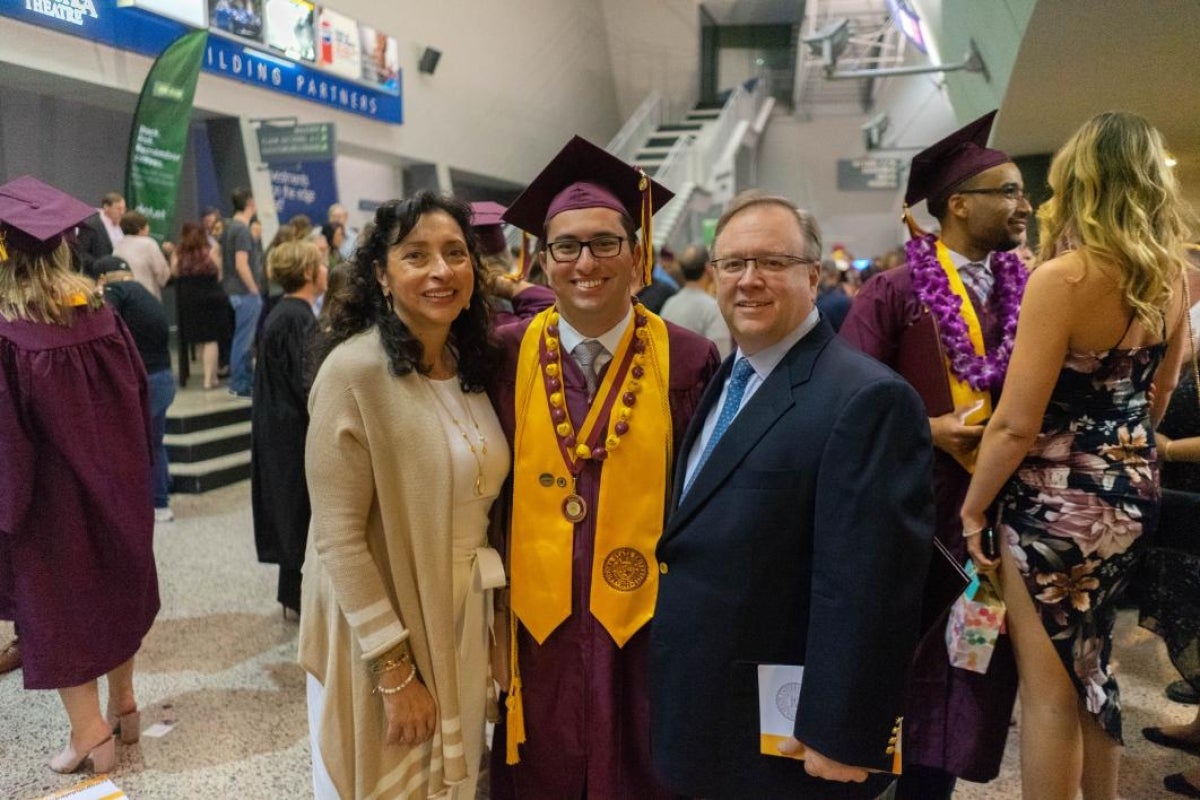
[840,111,1031,799]
[488,135,720,799]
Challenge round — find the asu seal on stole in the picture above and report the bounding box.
[602,547,649,591]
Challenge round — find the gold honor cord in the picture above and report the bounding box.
[935,240,993,472]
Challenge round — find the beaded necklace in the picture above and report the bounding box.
[907,234,1027,391]
[539,302,649,521]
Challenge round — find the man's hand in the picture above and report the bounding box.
[777,738,868,783]
[928,406,985,460]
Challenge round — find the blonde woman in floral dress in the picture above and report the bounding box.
[960,111,1193,800]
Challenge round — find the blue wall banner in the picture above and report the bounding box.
[0,0,403,124]
[270,160,338,223]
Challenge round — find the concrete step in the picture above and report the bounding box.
[169,450,252,494]
[165,420,252,464]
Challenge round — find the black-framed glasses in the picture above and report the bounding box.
[710,254,816,276]
[956,183,1027,202]
[546,235,626,262]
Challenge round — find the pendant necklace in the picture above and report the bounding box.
[426,378,488,497]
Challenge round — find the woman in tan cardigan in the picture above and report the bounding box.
[300,192,508,799]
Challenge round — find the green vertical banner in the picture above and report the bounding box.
[125,28,208,243]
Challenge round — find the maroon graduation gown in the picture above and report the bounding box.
[840,263,1019,783]
[488,314,719,800]
[0,307,160,689]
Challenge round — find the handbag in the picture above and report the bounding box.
[945,563,1006,674]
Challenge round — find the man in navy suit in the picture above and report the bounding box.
[650,191,936,799]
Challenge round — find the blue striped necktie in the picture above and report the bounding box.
[684,357,755,495]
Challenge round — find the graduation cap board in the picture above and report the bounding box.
[0,175,94,261]
[503,135,675,284]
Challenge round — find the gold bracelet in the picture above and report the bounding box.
[374,663,417,695]
[962,526,984,539]
[1165,441,1174,462]
[369,648,411,676]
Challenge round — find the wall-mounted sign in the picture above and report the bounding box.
[270,160,338,221]
[265,0,315,63]
[257,122,335,161]
[837,158,905,190]
[359,24,399,94]
[0,0,403,124]
[118,0,206,28]
[316,5,361,81]
[210,0,262,42]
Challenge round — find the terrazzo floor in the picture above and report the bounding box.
[1,478,1197,798]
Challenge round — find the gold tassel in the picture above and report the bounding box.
[902,203,928,240]
[0,231,7,262]
[504,608,526,764]
[504,232,532,283]
[639,171,654,286]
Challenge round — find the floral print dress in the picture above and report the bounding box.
[997,342,1163,743]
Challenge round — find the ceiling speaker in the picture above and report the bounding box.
[418,47,442,75]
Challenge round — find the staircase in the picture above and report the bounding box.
[164,390,252,493]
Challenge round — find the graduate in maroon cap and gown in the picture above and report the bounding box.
[469,200,554,327]
[840,111,1030,799]
[0,176,159,775]
[487,136,719,799]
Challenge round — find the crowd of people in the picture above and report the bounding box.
[0,107,1196,800]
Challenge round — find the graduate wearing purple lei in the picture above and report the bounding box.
[840,111,1031,799]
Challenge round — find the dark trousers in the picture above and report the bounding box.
[893,764,956,800]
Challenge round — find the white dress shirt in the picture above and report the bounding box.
[556,307,633,380]
[683,307,822,489]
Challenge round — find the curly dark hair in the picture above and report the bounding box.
[311,192,495,392]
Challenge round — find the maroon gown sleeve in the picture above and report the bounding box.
[0,337,34,536]
[840,269,907,367]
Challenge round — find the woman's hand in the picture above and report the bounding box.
[381,675,437,747]
[961,512,1000,575]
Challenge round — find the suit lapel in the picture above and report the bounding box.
[664,322,835,541]
[669,355,733,510]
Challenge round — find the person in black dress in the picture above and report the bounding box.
[251,240,326,615]
[171,222,230,389]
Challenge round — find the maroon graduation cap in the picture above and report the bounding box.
[503,135,674,284]
[470,200,510,257]
[904,111,1011,234]
[0,175,94,260]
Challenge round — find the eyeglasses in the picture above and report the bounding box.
[956,183,1027,202]
[710,254,816,276]
[546,235,626,262]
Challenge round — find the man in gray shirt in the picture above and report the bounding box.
[659,244,731,358]
[220,187,260,397]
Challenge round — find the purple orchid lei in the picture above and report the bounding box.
[907,233,1028,391]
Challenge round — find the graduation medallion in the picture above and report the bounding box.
[562,493,588,523]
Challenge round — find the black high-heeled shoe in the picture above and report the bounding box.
[1165,773,1200,798]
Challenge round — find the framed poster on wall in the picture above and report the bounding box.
[316,6,361,80]
[210,0,263,42]
[265,0,315,62]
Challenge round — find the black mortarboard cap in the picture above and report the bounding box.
[0,175,94,260]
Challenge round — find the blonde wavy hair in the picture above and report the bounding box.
[1037,111,1193,332]
[0,242,102,324]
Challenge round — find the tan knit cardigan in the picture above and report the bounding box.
[299,328,468,799]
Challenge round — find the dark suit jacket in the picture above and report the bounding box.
[73,213,113,275]
[650,320,936,799]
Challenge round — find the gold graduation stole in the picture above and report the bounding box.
[506,304,671,763]
[935,240,992,472]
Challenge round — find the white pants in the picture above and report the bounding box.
[307,674,341,800]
